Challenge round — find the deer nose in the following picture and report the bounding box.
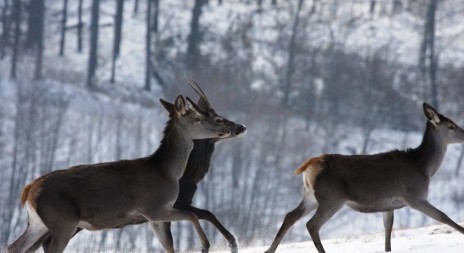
[236,125,246,135]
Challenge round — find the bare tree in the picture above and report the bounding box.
[59,0,68,56]
[419,0,438,109]
[87,0,100,87]
[110,0,124,83]
[10,0,21,79]
[186,0,205,68]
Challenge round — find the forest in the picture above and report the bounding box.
[1,0,464,252]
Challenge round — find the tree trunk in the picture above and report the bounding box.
[77,0,83,52]
[419,0,438,109]
[153,0,159,33]
[133,0,139,15]
[59,0,68,56]
[110,0,124,83]
[34,0,45,80]
[10,0,21,79]
[87,0,100,87]
[25,0,40,50]
[186,0,205,68]
[144,0,153,91]
[0,0,10,59]
[283,0,304,105]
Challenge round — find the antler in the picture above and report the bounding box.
[185,76,211,107]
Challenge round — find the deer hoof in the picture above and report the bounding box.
[229,240,238,253]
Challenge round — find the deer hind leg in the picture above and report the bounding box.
[265,196,317,253]
[185,205,238,253]
[306,198,344,253]
[7,204,48,253]
[149,222,174,253]
[383,211,394,252]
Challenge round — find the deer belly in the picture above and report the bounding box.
[79,212,146,230]
[346,197,407,213]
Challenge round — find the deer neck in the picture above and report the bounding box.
[182,139,217,183]
[415,122,447,177]
[151,120,194,180]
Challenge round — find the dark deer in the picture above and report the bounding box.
[7,94,241,253]
[149,78,246,253]
[265,103,464,253]
[29,79,246,253]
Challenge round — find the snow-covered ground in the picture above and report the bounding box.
[214,224,464,253]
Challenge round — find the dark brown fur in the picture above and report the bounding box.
[266,103,464,253]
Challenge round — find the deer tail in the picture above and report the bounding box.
[294,155,326,175]
[20,184,32,207]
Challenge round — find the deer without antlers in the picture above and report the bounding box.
[265,103,464,253]
[7,92,243,253]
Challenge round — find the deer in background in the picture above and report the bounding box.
[7,93,243,253]
[265,103,464,253]
[150,78,246,253]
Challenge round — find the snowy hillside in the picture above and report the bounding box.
[214,224,464,253]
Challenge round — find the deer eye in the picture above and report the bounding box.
[448,125,456,130]
[193,117,201,123]
[215,118,224,123]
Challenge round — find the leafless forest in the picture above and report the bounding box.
[1,0,464,252]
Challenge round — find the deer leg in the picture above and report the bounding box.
[407,200,464,234]
[148,222,174,253]
[7,224,48,253]
[7,205,49,253]
[43,221,78,253]
[26,228,82,253]
[306,200,344,253]
[185,205,238,253]
[145,209,210,253]
[265,198,317,253]
[383,211,394,252]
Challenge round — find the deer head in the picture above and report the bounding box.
[423,103,464,144]
[186,77,247,138]
[160,95,234,139]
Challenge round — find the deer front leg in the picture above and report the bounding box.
[185,205,238,253]
[407,199,464,234]
[265,198,316,253]
[145,209,210,253]
[383,211,394,252]
[149,222,174,253]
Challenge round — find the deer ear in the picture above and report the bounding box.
[159,98,175,113]
[423,103,440,125]
[174,95,187,115]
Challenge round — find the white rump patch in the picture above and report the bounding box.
[26,203,48,234]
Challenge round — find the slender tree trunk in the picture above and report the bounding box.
[144,0,153,91]
[59,0,68,56]
[110,0,124,83]
[87,0,100,87]
[34,0,45,80]
[10,0,21,79]
[77,0,83,52]
[419,0,438,109]
[0,0,10,59]
[283,0,304,105]
[186,0,205,68]
[25,0,40,50]
[133,0,139,15]
[153,0,159,33]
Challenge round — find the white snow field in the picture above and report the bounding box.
[213,224,464,253]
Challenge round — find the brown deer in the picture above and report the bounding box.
[150,78,246,253]
[7,94,242,253]
[31,78,247,253]
[265,103,464,253]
